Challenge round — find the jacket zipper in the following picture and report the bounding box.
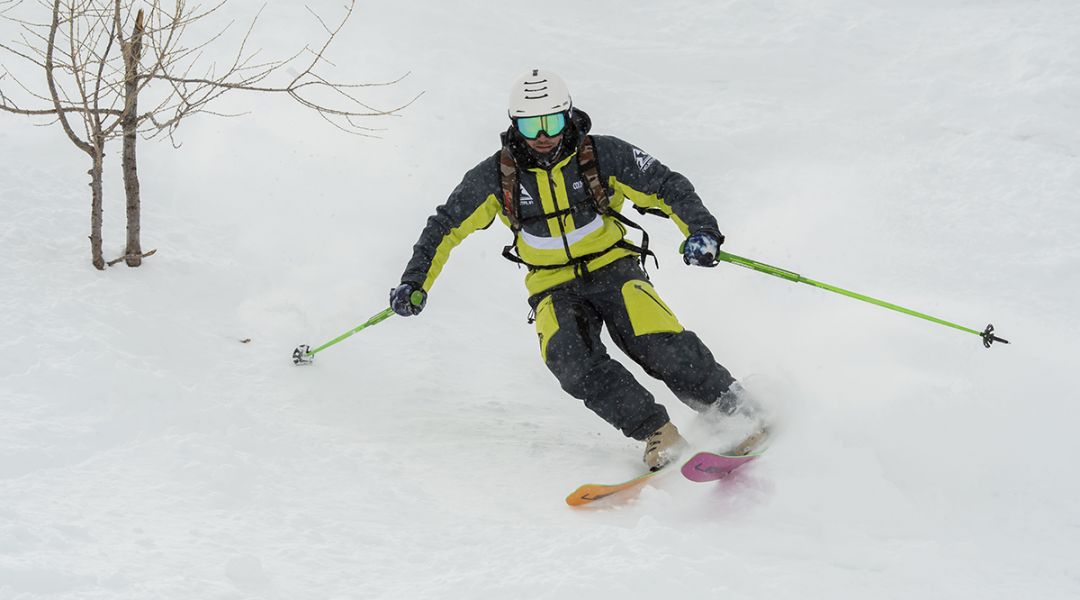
[546,171,575,263]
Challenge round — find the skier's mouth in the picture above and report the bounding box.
[527,133,562,154]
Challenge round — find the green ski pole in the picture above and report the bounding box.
[292,290,426,365]
[712,249,1009,348]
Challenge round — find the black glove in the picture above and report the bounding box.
[390,282,427,317]
[682,230,725,267]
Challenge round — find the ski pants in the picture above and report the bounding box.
[528,257,736,440]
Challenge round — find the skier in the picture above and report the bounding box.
[392,69,754,470]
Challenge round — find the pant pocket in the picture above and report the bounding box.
[534,295,560,362]
[621,280,684,336]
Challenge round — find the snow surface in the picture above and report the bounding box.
[2,1,1079,598]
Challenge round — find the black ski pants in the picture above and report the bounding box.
[528,257,735,440]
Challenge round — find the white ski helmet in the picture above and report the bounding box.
[508,69,572,118]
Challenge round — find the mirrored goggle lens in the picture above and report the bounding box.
[515,112,567,139]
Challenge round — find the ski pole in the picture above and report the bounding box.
[292,291,425,365]
[712,249,1009,348]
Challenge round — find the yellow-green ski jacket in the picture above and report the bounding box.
[401,110,721,297]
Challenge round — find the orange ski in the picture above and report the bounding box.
[565,467,668,507]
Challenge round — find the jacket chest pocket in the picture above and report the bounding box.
[517,167,597,236]
[561,162,602,226]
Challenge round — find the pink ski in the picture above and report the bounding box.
[681,427,770,482]
[680,452,760,482]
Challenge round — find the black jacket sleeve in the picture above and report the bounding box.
[400,153,503,291]
[592,134,720,238]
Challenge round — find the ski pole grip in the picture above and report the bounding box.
[410,290,425,307]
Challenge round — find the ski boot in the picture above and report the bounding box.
[702,384,772,456]
[643,421,689,471]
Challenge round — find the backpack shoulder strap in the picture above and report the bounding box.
[578,135,658,271]
[577,135,609,214]
[498,146,522,231]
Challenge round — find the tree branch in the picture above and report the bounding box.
[44,0,93,155]
[4,0,419,143]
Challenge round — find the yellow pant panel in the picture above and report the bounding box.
[620,279,684,336]
[534,295,559,362]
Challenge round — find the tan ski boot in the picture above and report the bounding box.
[727,426,771,456]
[643,421,688,471]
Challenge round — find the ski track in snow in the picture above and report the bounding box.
[2,1,1079,598]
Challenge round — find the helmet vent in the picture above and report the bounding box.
[509,69,571,117]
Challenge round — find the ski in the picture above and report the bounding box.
[681,427,771,483]
[565,466,669,507]
[565,427,773,506]
[680,450,763,482]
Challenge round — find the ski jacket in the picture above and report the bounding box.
[400,112,721,297]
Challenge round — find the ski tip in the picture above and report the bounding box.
[565,489,594,507]
[565,469,665,507]
[566,484,623,507]
[680,452,761,483]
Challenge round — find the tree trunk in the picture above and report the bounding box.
[121,9,145,267]
[89,145,105,270]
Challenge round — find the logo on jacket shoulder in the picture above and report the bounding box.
[633,148,655,172]
[519,184,536,206]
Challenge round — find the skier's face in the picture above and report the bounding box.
[525,132,563,155]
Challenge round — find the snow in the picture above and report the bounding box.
[2,0,1079,598]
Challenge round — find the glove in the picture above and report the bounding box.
[682,230,724,267]
[389,282,427,317]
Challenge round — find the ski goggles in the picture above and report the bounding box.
[514,112,567,139]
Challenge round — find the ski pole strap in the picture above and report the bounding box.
[714,250,1009,348]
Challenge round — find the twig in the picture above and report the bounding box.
[106,247,155,266]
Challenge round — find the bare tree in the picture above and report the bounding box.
[1,0,418,269]
[1,0,121,268]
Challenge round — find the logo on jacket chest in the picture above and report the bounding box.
[518,176,587,212]
[519,184,536,206]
